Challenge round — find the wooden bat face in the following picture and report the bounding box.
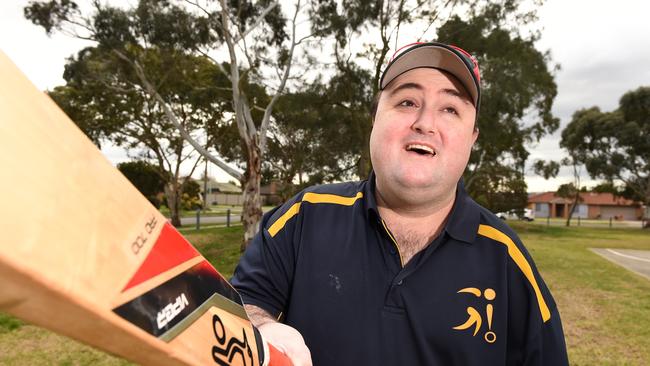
[0,51,283,366]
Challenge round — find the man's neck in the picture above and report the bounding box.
[374,183,457,265]
[374,178,457,218]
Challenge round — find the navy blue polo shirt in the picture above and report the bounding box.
[232,174,568,365]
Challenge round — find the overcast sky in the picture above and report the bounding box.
[2,0,649,191]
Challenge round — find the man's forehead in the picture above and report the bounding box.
[384,68,472,103]
[386,68,462,91]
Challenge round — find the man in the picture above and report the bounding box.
[232,42,569,366]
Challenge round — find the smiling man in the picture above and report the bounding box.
[232,42,569,366]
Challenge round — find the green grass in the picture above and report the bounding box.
[159,205,243,218]
[2,224,649,365]
[510,222,650,365]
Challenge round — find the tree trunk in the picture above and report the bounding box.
[164,182,182,227]
[565,192,580,227]
[240,142,263,252]
[357,124,373,179]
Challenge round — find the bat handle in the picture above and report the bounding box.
[267,343,293,366]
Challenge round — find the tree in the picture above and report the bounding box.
[309,0,476,178]
[306,1,559,213]
[532,160,560,180]
[263,83,366,199]
[561,86,650,225]
[557,133,585,226]
[25,0,312,245]
[46,46,226,226]
[117,160,166,208]
[180,177,202,210]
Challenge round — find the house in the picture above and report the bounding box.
[200,179,243,206]
[527,192,644,220]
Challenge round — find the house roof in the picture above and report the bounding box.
[528,191,640,207]
[211,182,241,194]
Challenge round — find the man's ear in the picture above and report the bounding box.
[471,128,479,145]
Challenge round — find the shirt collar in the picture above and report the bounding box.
[363,172,479,244]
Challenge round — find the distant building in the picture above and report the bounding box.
[527,192,644,220]
[198,178,288,206]
[199,179,243,206]
[260,180,285,206]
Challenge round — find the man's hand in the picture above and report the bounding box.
[244,304,312,366]
[258,322,312,366]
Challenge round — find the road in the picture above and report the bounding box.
[590,248,650,281]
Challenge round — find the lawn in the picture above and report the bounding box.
[1,223,649,365]
[510,222,650,365]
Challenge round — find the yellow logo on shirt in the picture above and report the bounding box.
[452,287,497,344]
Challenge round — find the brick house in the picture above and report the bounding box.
[527,192,644,220]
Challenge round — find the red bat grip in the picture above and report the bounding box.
[267,343,293,366]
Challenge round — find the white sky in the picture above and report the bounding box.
[2,0,650,191]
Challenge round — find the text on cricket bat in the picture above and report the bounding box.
[131,215,158,255]
[157,293,189,329]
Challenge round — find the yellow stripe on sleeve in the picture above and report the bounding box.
[268,202,301,237]
[477,224,551,322]
[267,192,363,237]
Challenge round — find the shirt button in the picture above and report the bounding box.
[396,280,403,286]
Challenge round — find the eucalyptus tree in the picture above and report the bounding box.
[47,47,228,226]
[25,0,315,246]
[308,0,560,212]
[561,87,650,224]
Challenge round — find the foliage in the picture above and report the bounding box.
[434,16,556,212]
[561,86,650,209]
[26,1,237,226]
[556,182,578,199]
[117,160,166,208]
[302,1,559,214]
[262,83,365,198]
[44,46,224,225]
[532,160,560,180]
[309,0,471,177]
[466,163,528,213]
[180,178,202,210]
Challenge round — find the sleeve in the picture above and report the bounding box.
[231,198,302,319]
[505,237,569,366]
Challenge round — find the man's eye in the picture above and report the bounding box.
[398,100,416,107]
[444,107,459,115]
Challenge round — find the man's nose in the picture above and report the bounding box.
[411,106,437,135]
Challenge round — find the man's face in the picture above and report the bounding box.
[370,68,478,198]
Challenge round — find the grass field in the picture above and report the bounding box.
[1,223,649,365]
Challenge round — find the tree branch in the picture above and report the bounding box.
[234,1,280,43]
[259,0,301,154]
[112,49,243,180]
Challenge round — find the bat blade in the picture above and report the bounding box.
[0,51,288,366]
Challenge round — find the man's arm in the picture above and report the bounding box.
[244,304,313,366]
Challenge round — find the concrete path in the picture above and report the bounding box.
[590,248,650,280]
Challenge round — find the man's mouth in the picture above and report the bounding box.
[405,144,436,157]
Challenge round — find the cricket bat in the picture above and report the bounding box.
[0,51,291,366]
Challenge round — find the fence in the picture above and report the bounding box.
[536,216,648,229]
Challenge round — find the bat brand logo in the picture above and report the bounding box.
[156,293,189,329]
[211,314,254,365]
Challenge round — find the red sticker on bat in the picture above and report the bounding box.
[122,222,199,292]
